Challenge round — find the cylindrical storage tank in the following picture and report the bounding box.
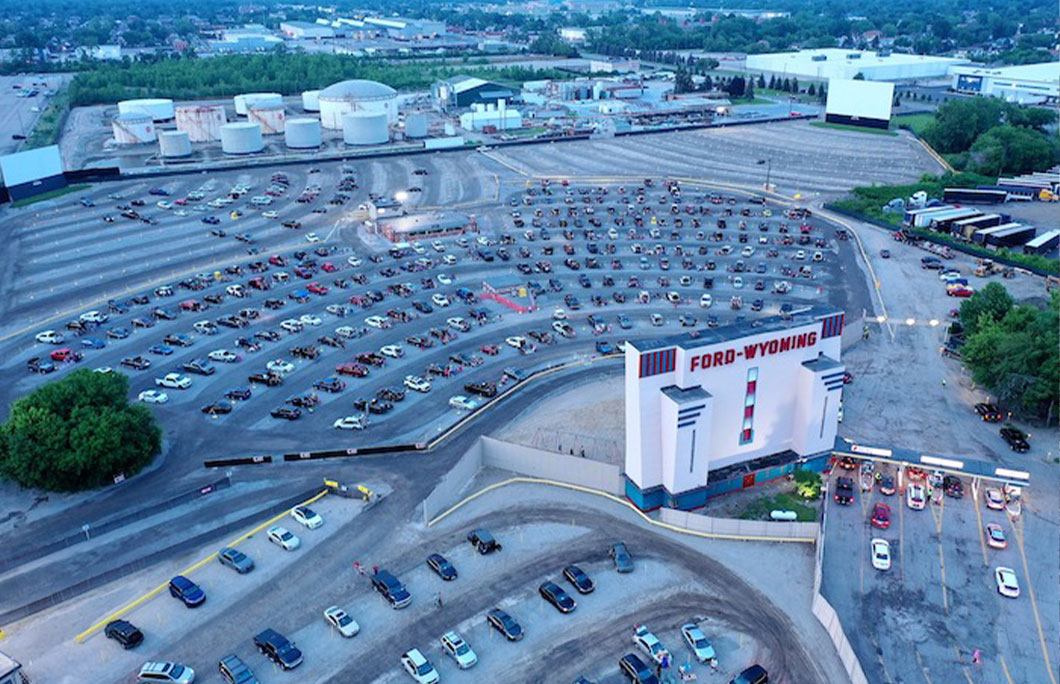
[112,109,156,144]
[220,122,264,154]
[302,90,321,112]
[234,92,282,116]
[285,117,321,149]
[404,112,428,138]
[158,130,192,157]
[247,103,286,135]
[175,105,226,142]
[342,111,389,146]
[118,98,174,121]
[318,79,397,129]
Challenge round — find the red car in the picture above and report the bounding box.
[948,286,974,298]
[335,362,369,377]
[268,255,287,267]
[321,262,338,273]
[294,266,314,279]
[50,348,82,362]
[871,502,891,529]
[481,344,500,355]
[307,282,329,295]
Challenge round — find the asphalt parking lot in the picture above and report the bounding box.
[1,169,870,456]
[0,74,66,155]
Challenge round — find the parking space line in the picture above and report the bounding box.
[914,648,936,684]
[1007,512,1058,684]
[428,476,817,543]
[971,487,989,567]
[931,496,949,614]
[952,645,977,684]
[74,488,329,644]
[999,656,1016,684]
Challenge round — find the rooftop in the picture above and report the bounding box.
[950,62,1060,84]
[752,48,966,67]
[630,303,842,353]
[661,385,712,403]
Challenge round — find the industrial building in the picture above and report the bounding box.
[432,75,521,110]
[362,16,446,40]
[589,58,640,74]
[746,49,967,81]
[284,118,322,149]
[318,79,398,129]
[459,101,523,131]
[175,105,226,142]
[118,98,174,122]
[0,145,66,202]
[342,111,390,145]
[111,110,156,144]
[210,25,283,53]
[370,212,469,242]
[950,63,1059,105]
[825,78,894,129]
[220,122,264,154]
[558,27,588,42]
[234,93,282,117]
[280,21,335,39]
[158,130,192,158]
[625,305,845,510]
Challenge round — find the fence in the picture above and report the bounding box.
[481,437,624,494]
[659,508,818,542]
[422,440,483,525]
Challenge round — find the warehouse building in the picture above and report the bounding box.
[950,63,1059,105]
[363,16,446,40]
[625,305,845,510]
[432,75,521,111]
[460,100,523,131]
[746,49,967,81]
[280,21,335,39]
[367,211,469,242]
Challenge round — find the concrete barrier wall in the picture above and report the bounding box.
[480,437,624,495]
[422,440,483,525]
[811,593,871,684]
[658,508,819,541]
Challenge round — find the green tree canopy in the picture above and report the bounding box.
[0,370,162,491]
[967,124,1060,176]
[959,281,1015,336]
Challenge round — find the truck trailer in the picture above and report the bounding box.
[944,187,1007,204]
[1022,229,1060,255]
[984,224,1036,248]
[972,223,1021,245]
[952,214,1003,239]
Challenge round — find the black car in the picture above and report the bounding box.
[729,664,768,684]
[464,382,498,398]
[183,358,216,375]
[539,581,577,613]
[426,553,458,581]
[104,619,144,649]
[202,400,234,415]
[486,608,523,641]
[562,565,595,594]
[371,569,412,608]
[999,427,1029,452]
[271,407,301,420]
[610,542,634,572]
[974,403,1004,422]
[168,575,206,607]
[313,377,346,393]
[619,653,659,684]
[253,629,302,670]
[218,654,257,684]
[467,528,502,554]
[943,474,964,499]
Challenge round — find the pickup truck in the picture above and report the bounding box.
[253,628,303,670]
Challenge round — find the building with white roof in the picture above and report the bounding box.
[746,49,968,81]
[950,63,1059,105]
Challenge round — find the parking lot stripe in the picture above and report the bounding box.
[428,476,817,543]
[930,497,950,614]
[914,648,937,684]
[897,485,907,582]
[999,655,1017,684]
[971,487,989,567]
[1007,512,1058,684]
[74,488,329,644]
[952,645,977,684]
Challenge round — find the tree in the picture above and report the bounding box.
[703,74,714,92]
[968,124,1060,176]
[768,74,777,89]
[781,77,791,92]
[853,72,865,80]
[807,83,817,96]
[756,73,766,89]
[791,76,799,93]
[725,75,746,98]
[793,469,822,499]
[0,370,162,491]
[744,81,755,100]
[674,67,694,94]
[959,281,1015,336]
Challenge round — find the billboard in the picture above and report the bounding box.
[0,145,64,188]
[825,78,894,123]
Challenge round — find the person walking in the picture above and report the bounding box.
[972,649,981,665]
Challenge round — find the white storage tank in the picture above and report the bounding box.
[404,112,429,138]
[247,102,286,135]
[175,105,226,142]
[112,109,156,144]
[158,130,192,157]
[220,122,264,154]
[118,98,174,121]
[285,117,321,149]
[234,92,283,116]
[319,79,397,129]
[302,90,321,112]
[343,111,389,146]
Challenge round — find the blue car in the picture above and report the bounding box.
[81,337,107,349]
[148,344,174,356]
[595,341,614,355]
[106,327,131,339]
[168,575,205,607]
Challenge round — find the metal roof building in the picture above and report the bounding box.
[746,49,968,81]
[431,75,521,110]
[319,79,398,128]
[950,62,1059,105]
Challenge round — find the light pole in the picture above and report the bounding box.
[757,158,772,191]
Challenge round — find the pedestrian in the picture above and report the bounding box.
[372,564,379,575]
[972,649,980,664]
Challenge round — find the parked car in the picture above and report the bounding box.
[610,541,634,572]
[218,546,255,573]
[168,575,206,607]
[104,619,144,649]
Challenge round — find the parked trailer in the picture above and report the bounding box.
[1022,229,1060,255]
[953,214,1003,239]
[984,224,1037,248]
[972,223,1021,245]
[928,208,981,232]
[992,184,1038,201]
[944,188,1007,204]
[903,205,955,228]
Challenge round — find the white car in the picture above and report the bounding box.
[194,320,218,335]
[741,246,755,257]
[431,293,451,307]
[335,326,358,339]
[380,344,404,358]
[447,317,471,332]
[437,273,453,285]
[80,310,109,324]
[138,389,169,404]
[506,335,529,350]
[680,623,716,663]
[156,373,191,389]
[262,210,279,219]
[157,200,172,210]
[986,523,1007,549]
[347,256,363,267]
[174,209,188,217]
[650,313,664,326]
[291,505,324,529]
[306,233,321,243]
[985,487,1005,510]
[440,631,478,669]
[324,606,360,638]
[700,294,712,308]
[333,414,369,430]
[431,241,445,252]
[365,315,390,329]
[553,309,567,320]
[871,538,891,571]
[665,291,681,303]
[208,349,240,363]
[404,375,431,393]
[795,250,806,260]
[442,254,457,265]
[732,276,744,289]
[36,330,64,344]
[280,319,304,333]
[449,395,477,411]
[299,314,322,326]
[266,359,295,375]
[995,566,1019,598]
[226,284,246,298]
[400,649,439,684]
[906,483,926,510]
[267,525,300,551]
[633,625,671,666]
